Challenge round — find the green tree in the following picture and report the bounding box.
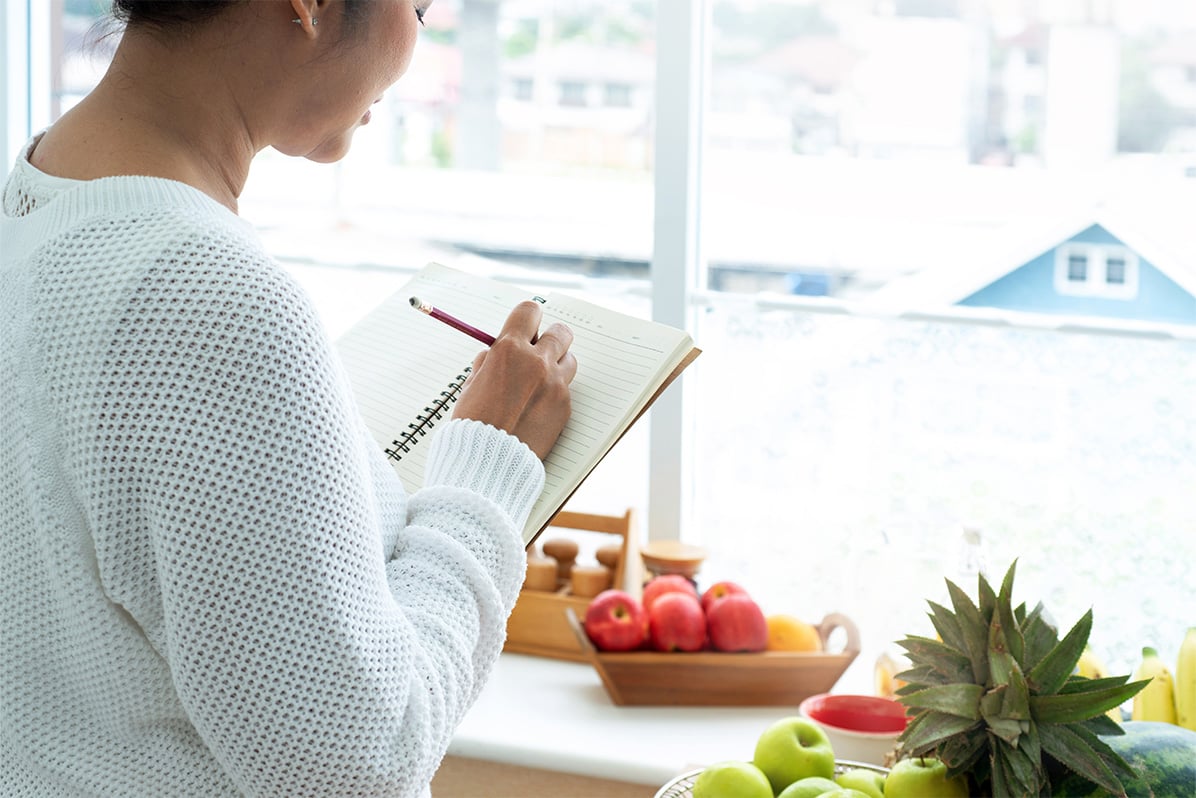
[504,18,537,59]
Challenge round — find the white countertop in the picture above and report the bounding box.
[448,653,809,787]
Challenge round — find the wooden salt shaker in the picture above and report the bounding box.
[523,553,559,592]
[570,564,613,598]
[540,538,579,584]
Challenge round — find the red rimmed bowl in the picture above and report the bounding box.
[798,693,908,766]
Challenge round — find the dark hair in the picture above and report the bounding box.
[111,1,369,35]
[111,1,240,29]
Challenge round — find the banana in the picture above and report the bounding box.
[1076,645,1122,721]
[1131,646,1178,724]
[1076,645,1105,678]
[1176,627,1196,731]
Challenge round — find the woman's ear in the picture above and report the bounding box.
[289,0,320,36]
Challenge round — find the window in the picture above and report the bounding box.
[1067,252,1088,282]
[603,82,632,107]
[13,0,1195,690]
[1054,245,1138,299]
[1106,254,1126,285]
[558,80,588,107]
[512,77,534,101]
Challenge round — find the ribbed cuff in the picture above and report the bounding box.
[423,419,545,530]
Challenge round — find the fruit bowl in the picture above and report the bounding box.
[654,760,889,798]
[564,608,860,706]
[799,693,908,766]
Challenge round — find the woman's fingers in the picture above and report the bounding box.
[449,301,577,460]
[534,322,574,363]
[498,300,545,342]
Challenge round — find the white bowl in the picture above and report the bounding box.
[798,693,906,766]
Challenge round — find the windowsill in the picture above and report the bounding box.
[448,653,803,788]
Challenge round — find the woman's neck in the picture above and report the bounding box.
[30,26,263,213]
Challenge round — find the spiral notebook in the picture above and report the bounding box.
[335,262,701,546]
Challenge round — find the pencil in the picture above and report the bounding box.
[409,296,497,346]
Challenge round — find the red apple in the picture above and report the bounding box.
[706,593,768,652]
[647,591,707,652]
[641,573,698,612]
[700,580,750,613]
[583,589,648,652]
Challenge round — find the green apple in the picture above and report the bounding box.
[776,775,841,798]
[692,760,773,798]
[821,790,873,798]
[883,757,969,798]
[752,716,836,794]
[836,768,886,798]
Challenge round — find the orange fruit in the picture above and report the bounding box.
[765,614,822,652]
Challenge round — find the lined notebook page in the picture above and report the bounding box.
[335,263,698,543]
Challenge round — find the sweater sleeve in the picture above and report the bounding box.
[75,227,536,796]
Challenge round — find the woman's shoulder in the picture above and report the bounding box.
[32,175,327,345]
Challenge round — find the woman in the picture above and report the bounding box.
[0,1,577,795]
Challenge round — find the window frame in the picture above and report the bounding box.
[2,0,53,166]
[2,0,709,542]
[1054,243,1139,300]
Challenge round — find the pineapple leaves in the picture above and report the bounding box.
[977,571,997,623]
[898,710,983,755]
[1038,722,1134,797]
[896,636,974,683]
[936,730,988,779]
[996,561,1026,666]
[896,560,1146,798]
[987,615,1018,688]
[1020,602,1059,671]
[986,716,1025,746]
[1078,713,1125,738]
[1060,674,1129,694]
[895,666,951,690]
[1028,608,1092,695]
[1065,721,1140,783]
[1030,679,1150,724]
[1000,660,1032,720]
[900,683,983,719]
[995,736,1043,796]
[927,600,968,652]
[946,578,990,685]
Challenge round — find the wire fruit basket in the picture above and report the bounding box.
[654,760,890,798]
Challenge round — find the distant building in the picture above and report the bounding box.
[994,24,1049,163]
[498,41,654,170]
[875,210,1196,325]
[745,35,859,155]
[956,216,1196,324]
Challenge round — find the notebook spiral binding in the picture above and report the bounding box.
[384,366,472,462]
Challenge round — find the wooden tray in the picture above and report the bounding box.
[503,509,641,662]
[565,607,860,706]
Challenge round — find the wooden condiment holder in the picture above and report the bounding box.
[504,508,640,662]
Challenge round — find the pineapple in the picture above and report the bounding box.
[892,560,1149,796]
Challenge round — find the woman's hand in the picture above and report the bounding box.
[451,301,577,460]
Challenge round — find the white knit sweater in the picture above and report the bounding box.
[0,136,542,797]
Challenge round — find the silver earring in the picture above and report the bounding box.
[291,17,318,26]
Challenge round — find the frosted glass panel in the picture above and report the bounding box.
[691,303,1196,686]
